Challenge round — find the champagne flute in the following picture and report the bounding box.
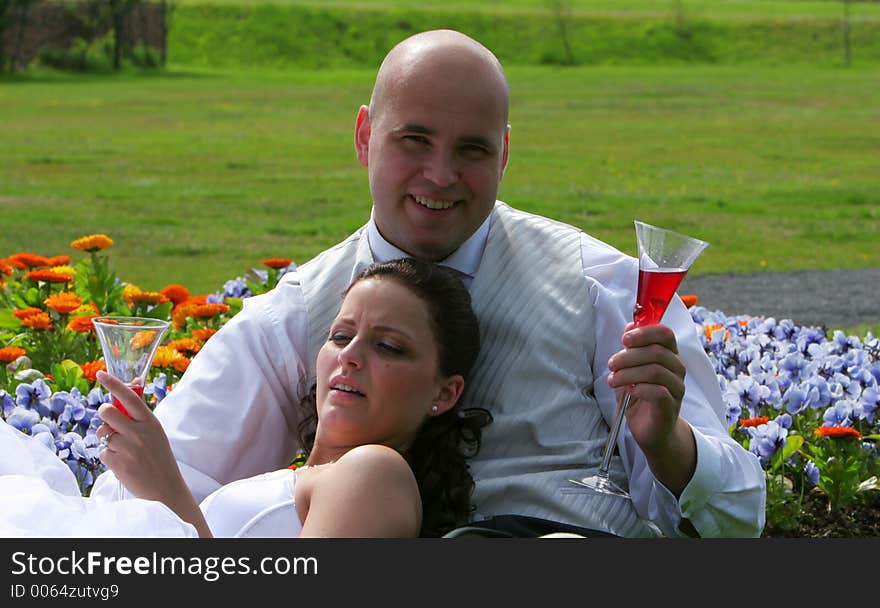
[92,316,170,498]
[570,221,709,498]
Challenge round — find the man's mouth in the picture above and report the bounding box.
[412,195,456,210]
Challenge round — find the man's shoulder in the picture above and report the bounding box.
[495,200,584,236]
[298,227,366,272]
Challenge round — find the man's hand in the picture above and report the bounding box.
[607,322,696,496]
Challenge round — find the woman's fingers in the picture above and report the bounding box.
[96,370,150,421]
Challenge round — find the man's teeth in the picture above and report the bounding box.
[414,196,454,210]
[332,384,363,395]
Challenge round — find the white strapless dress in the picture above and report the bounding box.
[0,419,302,538]
[200,468,302,538]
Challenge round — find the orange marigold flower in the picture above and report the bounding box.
[152,345,190,372]
[167,338,202,355]
[8,252,49,268]
[5,258,26,270]
[815,426,862,440]
[191,328,218,342]
[261,257,292,269]
[25,269,74,284]
[45,255,71,266]
[128,290,170,305]
[160,284,191,306]
[680,294,699,308]
[739,416,770,428]
[0,260,13,275]
[0,346,27,363]
[13,307,43,321]
[79,360,107,382]
[44,291,83,315]
[66,315,98,333]
[21,312,53,330]
[180,295,209,307]
[70,234,113,252]
[190,303,230,319]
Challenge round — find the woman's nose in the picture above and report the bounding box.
[337,340,363,368]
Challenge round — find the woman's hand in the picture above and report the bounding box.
[95,371,212,537]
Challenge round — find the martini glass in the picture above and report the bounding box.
[92,316,171,418]
[570,221,709,498]
[92,316,170,499]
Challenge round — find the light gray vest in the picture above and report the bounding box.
[299,202,660,537]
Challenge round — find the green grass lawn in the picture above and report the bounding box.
[1,63,878,332]
[175,0,880,20]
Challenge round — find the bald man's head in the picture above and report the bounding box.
[369,29,509,130]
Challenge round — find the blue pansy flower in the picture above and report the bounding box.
[804,461,820,486]
[1,389,15,417]
[144,372,169,403]
[746,420,788,468]
[15,379,52,414]
[7,406,40,433]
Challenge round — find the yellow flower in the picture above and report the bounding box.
[70,234,113,252]
[50,265,77,278]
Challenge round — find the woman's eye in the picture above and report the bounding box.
[378,342,403,354]
[329,332,351,344]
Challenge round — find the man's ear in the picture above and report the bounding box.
[499,124,510,178]
[355,105,371,168]
[430,375,465,417]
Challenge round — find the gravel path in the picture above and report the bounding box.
[679,268,879,330]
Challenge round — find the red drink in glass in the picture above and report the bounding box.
[112,383,144,418]
[633,268,688,327]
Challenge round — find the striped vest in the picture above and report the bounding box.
[298,202,660,537]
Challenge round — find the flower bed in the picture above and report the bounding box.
[1,236,878,533]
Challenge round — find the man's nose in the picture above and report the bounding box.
[422,150,458,188]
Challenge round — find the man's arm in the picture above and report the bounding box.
[583,234,766,537]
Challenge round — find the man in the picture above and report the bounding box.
[93,29,765,537]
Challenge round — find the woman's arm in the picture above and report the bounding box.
[299,444,421,538]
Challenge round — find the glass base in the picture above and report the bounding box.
[569,474,631,499]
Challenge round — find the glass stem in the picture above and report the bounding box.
[598,391,633,476]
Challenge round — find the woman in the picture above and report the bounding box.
[0,259,490,538]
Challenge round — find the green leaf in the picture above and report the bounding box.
[0,309,22,331]
[781,434,804,460]
[143,301,173,321]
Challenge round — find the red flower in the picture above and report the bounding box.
[25,269,74,284]
[261,257,292,269]
[680,294,699,308]
[7,252,49,268]
[79,360,107,382]
[739,416,770,428]
[160,284,191,307]
[0,346,26,363]
[815,426,862,440]
[13,307,44,321]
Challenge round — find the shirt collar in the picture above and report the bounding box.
[366,208,492,280]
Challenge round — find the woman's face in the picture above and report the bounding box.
[314,277,460,453]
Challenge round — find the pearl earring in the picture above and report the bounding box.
[431,405,438,413]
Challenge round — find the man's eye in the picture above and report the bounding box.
[403,135,429,145]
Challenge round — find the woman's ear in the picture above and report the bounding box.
[430,375,465,417]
